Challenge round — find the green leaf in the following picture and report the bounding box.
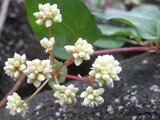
[94,10,160,40]
[131,4,160,19]
[25,0,101,60]
[48,60,68,91]
[94,36,125,48]
[98,24,140,40]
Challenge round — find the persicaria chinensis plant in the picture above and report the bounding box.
[1,3,121,117]
[1,0,157,117]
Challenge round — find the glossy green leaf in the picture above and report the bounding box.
[94,10,160,40]
[48,60,68,91]
[25,0,101,60]
[131,4,160,19]
[98,24,140,40]
[94,36,125,48]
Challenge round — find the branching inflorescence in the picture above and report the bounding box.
[2,2,156,117]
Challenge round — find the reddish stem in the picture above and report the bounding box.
[55,58,73,74]
[51,49,55,65]
[93,47,155,55]
[25,79,50,102]
[59,73,91,81]
[0,73,26,108]
[65,46,156,67]
[48,27,52,39]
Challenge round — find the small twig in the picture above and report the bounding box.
[63,46,157,67]
[48,27,52,38]
[0,0,11,38]
[0,73,26,108]
[54,75,60,85]
[54,58,73,74]
[59,73,92,81]
[25,79,50,102]
[49,49,55,65]
[89,78,95,88]
[93,46,156,55]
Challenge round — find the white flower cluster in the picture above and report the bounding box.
[89,55,122,88]
[64,38,94,66]
[40,37,55,52]
[24,59,52,88]
[33,3,62,28]
[6,93,28,117]
[80,86,104,107]
[3,53,26,80]
[54,84,79,105]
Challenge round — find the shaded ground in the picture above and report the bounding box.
[0,52,160,120]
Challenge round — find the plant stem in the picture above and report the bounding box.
[48,27,55,65]
[59,73,91,81]
[48,27,52,39]
[65,46,156,67]
[0,73,26,108]
[49,49,55,65]
[25,79,50,102]
[54,75,60,85]
[54,58,73,74]
[89,78,95,88]
[93,46,156,56]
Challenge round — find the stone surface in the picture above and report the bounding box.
[1,52,160,120]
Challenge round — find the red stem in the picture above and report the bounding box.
[0,73,26,108]
[25,79,50,102]
[93,47,155,55]
[65,46,156,67]
[51,49,55,65]
[55,58,73,74]
[59,73,91,81]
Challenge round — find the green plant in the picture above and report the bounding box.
[93,4,160,48]
[0,1,158,118]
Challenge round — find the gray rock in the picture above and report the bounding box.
[1,52,160,120]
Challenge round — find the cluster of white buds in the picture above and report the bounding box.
[89,55,122,88]
[33,3,62,28]
[64,38,94,66]
[53,84,79,105]
[80,86,104,107]
[3,53,26,80]
[23,59,52,88]
[6,93,28,117]
[40,37,55,53]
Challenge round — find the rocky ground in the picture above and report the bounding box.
[0,52,160,120]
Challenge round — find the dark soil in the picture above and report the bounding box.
[1,52,160,120]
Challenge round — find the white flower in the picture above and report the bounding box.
[6,92,28,117]
[80,86,104,107]
[53,84,79,105]
[23,59,52,88]
[64,38,94,66]
[3,53,26,80]
[89,55,122,88]
[33,3,62,28]
[40,37,55,52]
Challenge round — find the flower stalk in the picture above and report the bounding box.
[25,79,50,102]
[0,73,26,108]
[59,73,92,81]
